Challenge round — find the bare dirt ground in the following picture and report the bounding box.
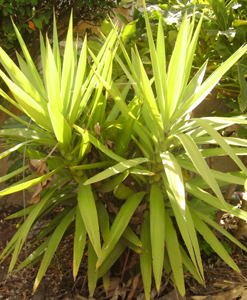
[1,207,247,300]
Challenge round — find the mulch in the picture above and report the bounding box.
[1,206,247,300]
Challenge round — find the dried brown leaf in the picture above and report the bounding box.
[94,123,100,136]
[28,159,49,176]
[135,203,148,215]
[28,159,52,204]
[130,216,143,225]
[105,140,115,149]
[192,286,245,300]
[158,288,184,300]
[241,288,247,300]
[127,272,141,300]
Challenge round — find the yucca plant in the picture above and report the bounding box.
[1,2,247,299]
[0,12,125,294]
[79,3,247,299]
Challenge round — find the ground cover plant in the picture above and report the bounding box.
[1,2,247,298]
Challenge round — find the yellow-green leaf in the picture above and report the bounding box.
[150,184,165,292]
[165,210,185,296]
[48,102,72,152]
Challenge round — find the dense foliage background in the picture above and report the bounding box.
[0,0,117,58]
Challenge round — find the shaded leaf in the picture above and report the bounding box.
[78,177,101,260]
[140,211,152,300]
[33,207,76,292]
[96,192,145,269]
[73,206,87,279]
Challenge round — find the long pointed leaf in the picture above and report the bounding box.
[0,70,52,132]
[190,208,240,272]
[136,48,164,141]
[96,171,129,193]
[17,237,51,271]
[156,17,167,126]
[194,209,247,252]
[33,207,76,293]
[165,210,185,296]
[195,118,247,176]
[140,211,152,300]
[96,192,145,269]
[176,133,229,213]
[185,182,247,219]
[179,245,204,285]
[61,13,74,116]
[164,179,204,281]
[173,43,247,121]
[11,20,45,97]
[73,206,87,279]
[46,35,62,114]
[48,102,72,152]
[78,177,101,260]
[143,4,166,129]
[88,239,98,297]
[53,13,61,85]
[0,165,64,196]
[150,184,165,292]
[84,158,148,185]
[161,152,186,219]
[8,185,59,273]
[0,165,28,184]
[69,36,87,123]
[97,241,126,279]
[166,12,188,119]
[96,202,110,245]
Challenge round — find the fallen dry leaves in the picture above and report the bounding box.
[192,284,247,300]
[28,158,52,204]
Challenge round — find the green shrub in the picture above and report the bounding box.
[1,3,247,298]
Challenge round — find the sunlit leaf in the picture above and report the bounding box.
[161,152,186,218]
[176,133,229,213]
[165,210,185,296]
[150,184,165,292]
[48,102,72,152]
[0,165,64,196]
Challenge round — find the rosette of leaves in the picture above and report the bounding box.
[2,2,247,298]
[82,3,247,298]
[0,12,127,294]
